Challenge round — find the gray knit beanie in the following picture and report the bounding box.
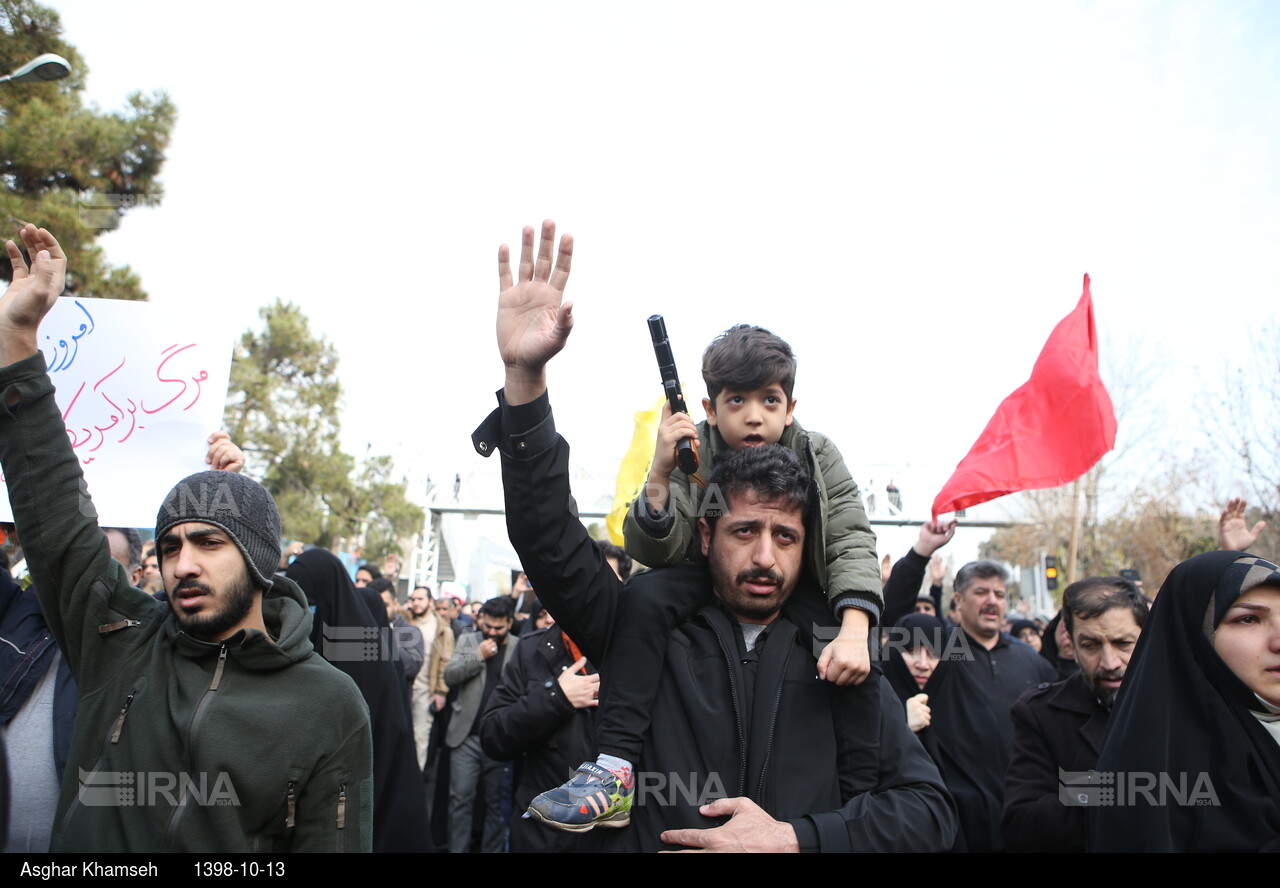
[154,471,282,591]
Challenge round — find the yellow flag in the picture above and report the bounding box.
[608,397,667,545]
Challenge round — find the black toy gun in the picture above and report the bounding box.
[647,314,700,475]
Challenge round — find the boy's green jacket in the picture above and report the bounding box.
[624,418,883,621]
[0,354,373,852]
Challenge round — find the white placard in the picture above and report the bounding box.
[0,297,234,529]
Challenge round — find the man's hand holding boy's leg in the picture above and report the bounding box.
[818,607,871,686]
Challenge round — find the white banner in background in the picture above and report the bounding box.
[0,296,234,529]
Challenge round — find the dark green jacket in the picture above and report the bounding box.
[623,419,882,620]
[0,354,372,852]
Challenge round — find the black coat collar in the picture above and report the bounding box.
[1044,671,1109,755]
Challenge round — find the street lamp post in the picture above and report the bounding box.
[0,53,72,86]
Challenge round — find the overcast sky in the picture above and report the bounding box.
[40,0,1280,570]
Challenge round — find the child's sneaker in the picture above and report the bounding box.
[526,761,634,832]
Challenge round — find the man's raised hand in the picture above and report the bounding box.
[206,431,246,473]
[914,519,957,559]
[928,553,948,587]
[1219,497,1266,552]
[496,220,573,404]
[1,225,67,366]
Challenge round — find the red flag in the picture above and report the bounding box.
[932,275,1117,519]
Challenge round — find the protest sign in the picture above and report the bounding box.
[0,297,234,529]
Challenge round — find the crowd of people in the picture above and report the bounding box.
[1,221,1278,853]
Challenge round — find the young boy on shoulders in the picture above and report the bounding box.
[526,324,881,833]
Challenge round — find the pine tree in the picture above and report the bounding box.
[1,0,176,300]
[227,300,424,557]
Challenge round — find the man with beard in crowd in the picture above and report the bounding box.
[1001,576,1148,852]
[922,560,1056,852]
[443,595,519,853]
[473,219,956,852]
[405,585,452,770]
[0,225,373,852]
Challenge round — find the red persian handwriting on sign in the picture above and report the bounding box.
[142,344,209,415]
[60,344,210,465]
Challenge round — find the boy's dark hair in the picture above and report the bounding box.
[704,445,811,534]
[357,563,381,580]
[701,324,797,403]
[1061,576,1149,635]
[595,540,633,580]
[479,595,516,621]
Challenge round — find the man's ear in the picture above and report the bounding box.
[784,396,797,427]
[702,397,716,426]
[699,517,712,556]
[130,566,144,587]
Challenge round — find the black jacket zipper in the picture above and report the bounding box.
[755,641,792,802]
[109,687,139,743]
[97,619,142,635]
[59,679,144,835]
[335,784,347,852]
[164,644,227,845]
[710,622,748,797]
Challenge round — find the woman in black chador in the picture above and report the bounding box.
[286,550,431,852]
[1090,550,1280,852]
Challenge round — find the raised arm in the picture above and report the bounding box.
[0,225,65,369]
[474,221,621,665]
[882,520,956,627]
[0,226,161,683]
[1218,497,1266,552]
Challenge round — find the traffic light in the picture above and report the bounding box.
[1044,555,1059,591]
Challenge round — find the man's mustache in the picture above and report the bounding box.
[736,569,782,586]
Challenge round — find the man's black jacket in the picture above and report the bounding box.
[474,392,956,852]
[1001,671,1108,852]
[480,625,597,853]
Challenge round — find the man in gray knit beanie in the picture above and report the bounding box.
[154,470,284,641]
[0,224,373,853]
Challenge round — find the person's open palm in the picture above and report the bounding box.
[1,224,66,364]
[496,220,574,372]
